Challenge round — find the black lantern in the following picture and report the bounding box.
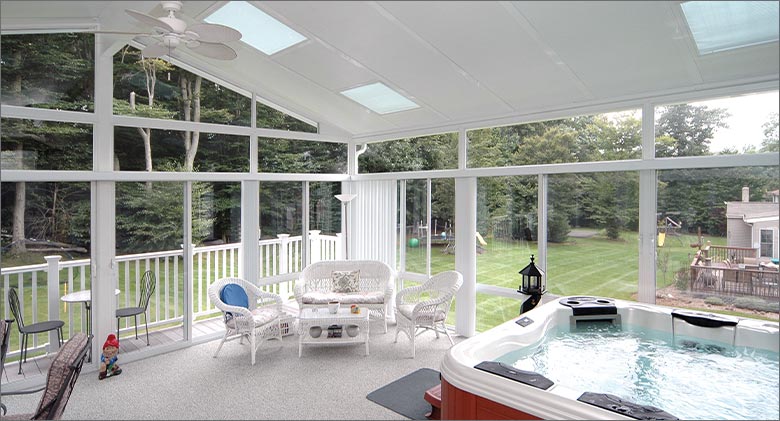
[518,254,546,314]
[518,254,545,295]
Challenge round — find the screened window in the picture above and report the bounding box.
[0,33,94,110]
[113,46,251,126]
[359,132,458,173]
[655,91,779,157]
[467,109,641,168]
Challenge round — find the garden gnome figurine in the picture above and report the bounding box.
[99,333,122,380]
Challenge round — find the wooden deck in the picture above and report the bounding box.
[2,302,300,389]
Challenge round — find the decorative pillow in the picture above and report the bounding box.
[332,270,360,293]
[220,284,249,309]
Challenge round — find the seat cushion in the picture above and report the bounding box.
[226,307,279,329]
[220,284,249,309]
[301,291,384,305]
[397,304,446,322]
[332,270,360,293]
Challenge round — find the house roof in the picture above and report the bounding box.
[1,1,778,140]
[726,202,780,221]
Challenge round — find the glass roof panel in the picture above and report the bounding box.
[340,82,419,114]
[681,1,779,55]
[205,1,306,55]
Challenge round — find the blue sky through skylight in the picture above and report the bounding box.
[340,82,419,114]
[205,1,306,55]
[681,1,779,55]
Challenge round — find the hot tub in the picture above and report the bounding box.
[440,296,780,420]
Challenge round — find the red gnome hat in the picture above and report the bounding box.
[103,333,119,350]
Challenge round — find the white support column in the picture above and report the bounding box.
[91,34,116,367]
[242,94,258,283]
[241,181,260,284]
[537,174,548,273]
[45,255,62,352]
[455,177,477,338]
[302,181,310,267]
[182,182,193,341]
[458,127,468,170]
[398,180,407,287]
[638,103,657,303]
[426,179,432,276]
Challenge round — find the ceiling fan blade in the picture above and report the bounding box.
[187,41,237,60]
[187,23,241,43]
[93,30,149,36]
[126,9,175,33]
[140,43,171,59]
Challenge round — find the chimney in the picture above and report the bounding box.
[742,187,749,202]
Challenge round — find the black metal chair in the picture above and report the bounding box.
[116,270,156,345]
[8,287,64,374]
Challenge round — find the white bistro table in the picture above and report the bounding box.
[61,288,120,361]
[297,307,370,357]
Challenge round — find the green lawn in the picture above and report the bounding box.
[405,229,730,331]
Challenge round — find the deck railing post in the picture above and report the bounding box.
[45,255,62,352]
[310,230,321,264]
[278,234,290,274]
[336,233,344,260]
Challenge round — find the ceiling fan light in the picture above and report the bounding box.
[162,35,180,48]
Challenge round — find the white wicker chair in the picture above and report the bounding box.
[394,270,463,358]
[208,277,283,365]
[294,260,395,333]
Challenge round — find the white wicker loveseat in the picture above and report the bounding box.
[294,260,395,332]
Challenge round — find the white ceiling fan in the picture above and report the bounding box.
[120,1,242,60]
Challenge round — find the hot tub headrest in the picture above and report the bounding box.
[578,392,679,420]
[559,296,617,316]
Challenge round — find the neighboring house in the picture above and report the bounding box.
[726,187,779,261]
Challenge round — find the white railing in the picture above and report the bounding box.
[1,231,341,360]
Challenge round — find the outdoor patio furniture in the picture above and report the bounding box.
[294,260,395,333]
[8,287,64,374]
[1,318,13,415]
[208,277,283,365]
[0,332,91,420]
[116,270,156,346]
[394,270,463,358]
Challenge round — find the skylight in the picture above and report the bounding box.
[205,1,306,55]
[340,82,419,114]
[681,1,779,55]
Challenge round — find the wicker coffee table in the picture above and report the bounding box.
[297,307,370,357]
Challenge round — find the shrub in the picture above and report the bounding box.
[674,269,690,291]
[733,297,780,313]
[703,296,724,306]
[547,212,571,243]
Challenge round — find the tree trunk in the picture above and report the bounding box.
[181,75,202,171]
[12,180,27,254]
[11,54,27,254]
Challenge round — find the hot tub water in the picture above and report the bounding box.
[495,322,780,420]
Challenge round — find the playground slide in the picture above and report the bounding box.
[476,231,488,246]
[657,232,666,247]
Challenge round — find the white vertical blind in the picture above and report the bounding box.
[351,180,397,267]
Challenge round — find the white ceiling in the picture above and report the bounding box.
[1,1,778,140]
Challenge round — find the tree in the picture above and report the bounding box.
[760,112,779,153]
[655,104,730,157]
